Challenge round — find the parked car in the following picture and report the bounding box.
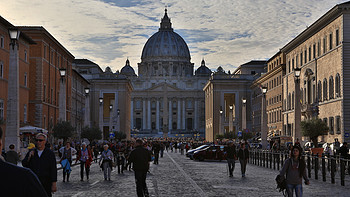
[186,144,209,160]
[193,145,227,161]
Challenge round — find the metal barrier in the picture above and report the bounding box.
[248,149,349,186]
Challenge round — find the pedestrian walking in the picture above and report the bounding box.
[99,144,113,181]
[338,142,349,174]
[226,142,237,177]
[5,144,20,165]
[238,143,249,177]
[0,127,48,197]
[76,142,93,181]
[22,133,57,197]
[117,151,125,174]
[59,142,77,182]
[280,145,309,197]
[129,139,152,197]
[152,141,160,165]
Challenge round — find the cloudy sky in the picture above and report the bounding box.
[0,0,347,73]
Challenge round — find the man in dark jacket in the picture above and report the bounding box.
[0,127,48,197]
[22,133,57,197]
[339,142,349,174]
[129,139,152,197]
[226,142,237,177]
[238,142,249,177]
[152,141,161,164]
[5,144,19,165]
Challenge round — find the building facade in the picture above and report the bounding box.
[204,61,266,142]
[19,26,74,134]
[281,2,350,144]
[120,9,211,138]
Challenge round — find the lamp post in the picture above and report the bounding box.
[59,68,67,121]
[261,86,268,149]
[229,105,233,134]
[84,87,90,128]
[294,67,301,144]
[242,98,247,133]
[5,28,20,152]
[99,97,104,139]
[117,109,120,133]
[109,104,113,135]
[219,106,223,135]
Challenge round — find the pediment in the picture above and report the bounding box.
[146,82,182,91]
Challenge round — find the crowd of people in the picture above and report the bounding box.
[1,127,349,197]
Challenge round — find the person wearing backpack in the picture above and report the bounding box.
[279,145,309,197]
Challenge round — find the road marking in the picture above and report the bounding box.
[166,152,207,197]
[72,191,84,197]
[90,180,99,186]
[213,185,259,190]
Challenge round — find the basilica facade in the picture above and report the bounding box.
[120,9,211,137]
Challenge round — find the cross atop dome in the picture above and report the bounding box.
[160,7,173,31]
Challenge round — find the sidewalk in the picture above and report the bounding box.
[53,151,350,197]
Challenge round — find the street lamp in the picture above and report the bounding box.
[229,105,233,133]
[5,28,20,151]
[84,87,90,95]
[59,68,66,78]
[109,104,113,111]
[99,97,103,104]
[261,86,268,149]
[242,98,247,133]
[294,67,302,144]
[219,106,223,135]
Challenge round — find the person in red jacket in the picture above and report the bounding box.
[76,142,93,181]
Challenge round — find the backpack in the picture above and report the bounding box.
[275,174,287,196]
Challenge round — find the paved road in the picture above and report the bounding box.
[53,151,350,197]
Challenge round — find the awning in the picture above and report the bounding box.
[20,126,48,135]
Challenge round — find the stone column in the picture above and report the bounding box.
[294,78,301,144]
[261,93,268,149]
[169,100,172,132]
[235,94,240,133]
[194,100,198,130]
[147,99,151,130]
[177,99,181,130]
[5,39,20,152]
[182,99,186,130]
[130,99,134,129]
[156,99,160,132]
[143,99,146,130]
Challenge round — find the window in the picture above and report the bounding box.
[336,116,341,134]
[336,29,339,46]
[51,88,53,103]
[151,101,156,109]
[329,76,334,99]
[318,40,321,56]
[335,73,341,97]
[309,47,311,61]
[318,81,322,102]
[313,44,316,59]
[44,45,46,59]
[323,118,328,129]
[304,49,307,63]
[292,91,294,109]
[24,73,27,87]
[0,36,4,48]
[300,52,303,66]
[323,79,327,101]
[0,62,3,78]
[187,118,193,130]
[329,33,333,50]
[136,100,141,109]
[172,101,177,109]
[329,117,334,135]
[323,37,326,54]
[0,99,4,120]
[187,100,193,109]
[288,61,291,73]
[43,84,46,102]
[25,50,27,62]
[24,104,27,123]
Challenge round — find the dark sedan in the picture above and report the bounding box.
[193,145,227,161]
[186,144,209,159]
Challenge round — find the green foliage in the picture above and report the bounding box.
[81,126,102,142]
[224,132,237,140]
[215,134,224,140]
[241,132,254,141]
[301,118,329,147]
[52,121,75,142]
[114,131,126,141]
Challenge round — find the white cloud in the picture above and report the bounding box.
[0,0,347,73]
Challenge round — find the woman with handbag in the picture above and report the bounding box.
[99,144,114,181]
[280,145,310,197]
[76,142,93,181]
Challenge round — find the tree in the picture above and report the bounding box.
[241,132,254,141]
[224,131,237,140]
[301,118,329,147]
[81,126,102,142]
[52,121,75,142]
[215,134,224,140]
[114,131,126,141]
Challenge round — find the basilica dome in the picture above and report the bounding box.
[120,59,136,76]
[141,9,190,62]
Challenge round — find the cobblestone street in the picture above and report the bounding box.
[53,151,350,197]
